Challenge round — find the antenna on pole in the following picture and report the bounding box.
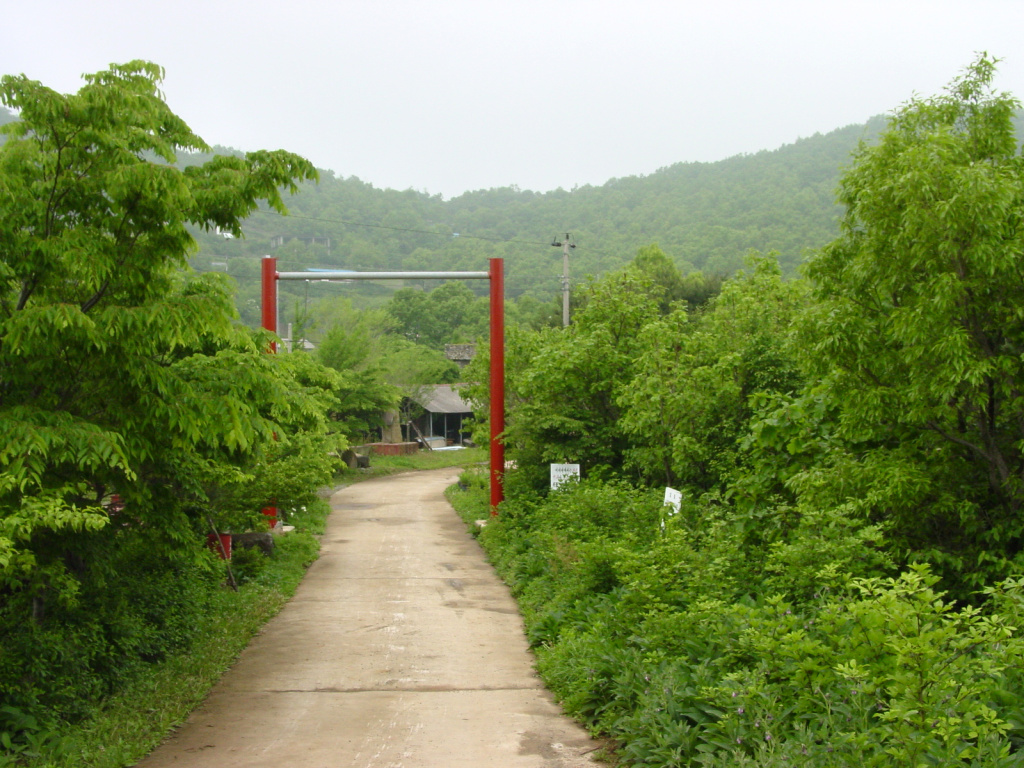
[551,233,576,327]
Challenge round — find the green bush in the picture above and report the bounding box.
[229,546,268,584]
[3,494,331,768]
[0,705,71,767]
[0,531,223,725]
[465,473,1024,767]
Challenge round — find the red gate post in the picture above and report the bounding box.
[489,258,505,514]
[261,255,278,353]
[260,255,279,526]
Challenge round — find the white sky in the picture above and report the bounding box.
[4,0,1024,198]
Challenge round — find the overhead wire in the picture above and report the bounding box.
[249,209,553,248]
[230,208,641,268]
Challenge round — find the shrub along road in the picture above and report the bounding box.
[136,468,599,767]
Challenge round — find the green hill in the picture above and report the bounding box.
[190,116,886,327]
[2,100,887,327]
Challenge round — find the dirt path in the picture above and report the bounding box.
[137,468,602,767]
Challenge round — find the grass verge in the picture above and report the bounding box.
[19,454,483,765]
[339,446,487,482]
[444,464,491,533]
[19,502,330,768]
[19,451,482,768]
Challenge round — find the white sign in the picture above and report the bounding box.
[663,487,682,515]
[550,463,581,490]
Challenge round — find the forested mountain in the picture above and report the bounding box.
[189,117,887,328]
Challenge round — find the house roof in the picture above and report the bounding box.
[410,384,473,414]
[444,344,476,362]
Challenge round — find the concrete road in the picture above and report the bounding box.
[137,468,601,767]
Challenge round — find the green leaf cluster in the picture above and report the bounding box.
[0,61,341,733]
[453,55,1024,766]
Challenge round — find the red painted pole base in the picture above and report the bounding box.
[207,532,232,560]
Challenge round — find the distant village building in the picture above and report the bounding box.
[269,235,332,249]
[284,338,316,353]
[444,344,476,369]
[406,384,474,447]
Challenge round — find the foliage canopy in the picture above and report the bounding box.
[453,55,1024,767]
[0,61,335,724]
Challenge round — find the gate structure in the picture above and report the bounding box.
[261,256,505,512]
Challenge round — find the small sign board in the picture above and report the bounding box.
[661,487,682,533]
[663,487,682,515]
[550,463,581,490]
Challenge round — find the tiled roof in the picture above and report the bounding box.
[410,384,474,414]
[444,344,476,361]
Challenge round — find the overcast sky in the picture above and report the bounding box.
[4,1,1024,198]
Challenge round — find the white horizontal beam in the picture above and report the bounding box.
[276,270,490,281]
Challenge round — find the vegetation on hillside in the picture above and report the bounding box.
[451,56,1024,766]
[182,113,885,333]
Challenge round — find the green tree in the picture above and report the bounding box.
[316,315,401,444]
[385,281,486,349]
[376,337,460,427]
[314,298,466,442]
[315,299,395,372]
[0,61,325,714]
[800,55,1024,585]
[499,270,662,488]
[626,243,727,313]
[620,253,806,490]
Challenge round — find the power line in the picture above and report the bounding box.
[249,209,552,248]
[213,210,634,264]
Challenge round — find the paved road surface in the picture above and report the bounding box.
[137,468,601,767]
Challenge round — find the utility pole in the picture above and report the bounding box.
[551,233,576,327]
